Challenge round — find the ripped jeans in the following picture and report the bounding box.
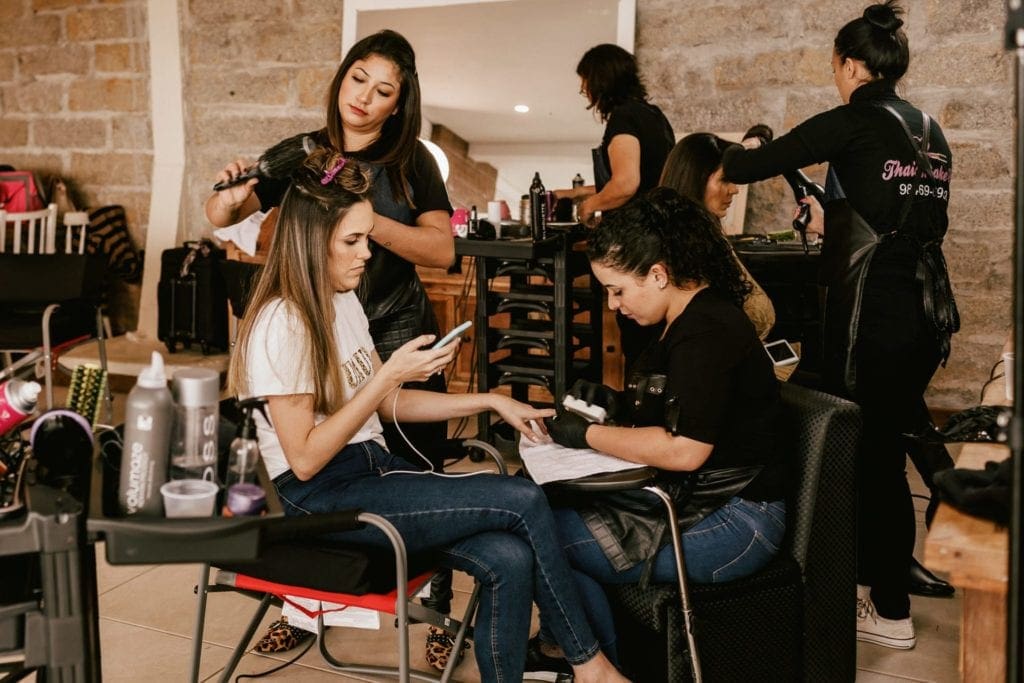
[273,440,601,683]
[540,497,786,664]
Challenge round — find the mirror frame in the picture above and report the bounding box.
[343,0,635,57]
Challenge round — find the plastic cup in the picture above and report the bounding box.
[160,479,219,518]
[1004,352,1015,402]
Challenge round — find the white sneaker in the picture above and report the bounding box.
[856,596,916,649]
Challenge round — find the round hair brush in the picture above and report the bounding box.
[212,133,319,191]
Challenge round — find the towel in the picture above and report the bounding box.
[213,210,266,256]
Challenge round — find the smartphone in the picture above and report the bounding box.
[764,339,799,367]
[432,320,472,349]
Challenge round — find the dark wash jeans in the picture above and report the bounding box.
[540,496,786,664]
[273,440,600,682]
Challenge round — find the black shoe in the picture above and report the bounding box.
[523,636,573,682]
[909,556,955,598]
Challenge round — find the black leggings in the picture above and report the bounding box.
[853,302,942,619]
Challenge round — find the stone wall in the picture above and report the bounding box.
[638,0,1013,409]
[431,124,497,211]
[0,0,1013,409]
[0,0,151,246]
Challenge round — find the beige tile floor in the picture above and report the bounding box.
[40,386,966,681]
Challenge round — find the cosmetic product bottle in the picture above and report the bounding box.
[118,351,173,515]
[0,379,42,437]
[169,368,221,482]
[529,172,547,241]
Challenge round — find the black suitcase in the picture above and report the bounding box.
[157,240,229,354]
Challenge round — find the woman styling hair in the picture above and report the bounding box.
[722,0,958,649]
[206,30,461,664]
[660,132,776,341]
[228,147,629,683]
[525,188,785,674]
[553,43,676,376]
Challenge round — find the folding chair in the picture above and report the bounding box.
[190,438,505,683]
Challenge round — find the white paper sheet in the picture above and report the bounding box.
[518,435,646,485]
[281,595,381,631]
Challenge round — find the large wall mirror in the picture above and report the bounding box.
[343,0,636,215]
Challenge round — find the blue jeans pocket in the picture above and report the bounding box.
[712,530,779,582]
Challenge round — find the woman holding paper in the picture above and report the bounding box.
[528,188,786,670]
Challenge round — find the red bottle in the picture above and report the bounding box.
[0,379,42,437]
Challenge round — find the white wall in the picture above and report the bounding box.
[470,142,594,220]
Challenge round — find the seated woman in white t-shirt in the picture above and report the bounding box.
[227,147,629,683]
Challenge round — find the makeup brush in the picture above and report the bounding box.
[212,133,319,191]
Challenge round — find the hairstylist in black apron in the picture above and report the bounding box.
[206,30,459,667]
[553,43,675,378]
[722,0,959,652]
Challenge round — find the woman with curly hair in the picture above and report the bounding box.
[526,187,786,672]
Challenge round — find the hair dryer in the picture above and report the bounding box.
[783,169,825,253]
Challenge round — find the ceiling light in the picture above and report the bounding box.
[514,104,530,113]
[419,138,449,183]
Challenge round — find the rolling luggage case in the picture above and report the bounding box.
[157,240,229,354]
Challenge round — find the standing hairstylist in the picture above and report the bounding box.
[722,0,959,651]
[206,29,452,467]
[554,43,675,374]
[205,30,461,668]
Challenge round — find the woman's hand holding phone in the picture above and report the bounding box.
[383,334,460,384]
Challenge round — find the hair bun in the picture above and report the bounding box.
[863,2,904,32]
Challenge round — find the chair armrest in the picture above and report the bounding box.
[259,509,365,543]
[462,438,507,476]
[543,466,659,494]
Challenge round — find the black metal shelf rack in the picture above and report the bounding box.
[455,232,603,443]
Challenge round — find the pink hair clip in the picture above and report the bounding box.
[321,157,347,185]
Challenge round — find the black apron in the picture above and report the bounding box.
[357,163,440,360]
[819,108,959,397]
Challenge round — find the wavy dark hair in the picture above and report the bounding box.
[660,133,738,206]
[324,29,421,206]
[588,187,752,309]
[834,0,909,83]
[229,148,373,414]
[576,43,648,122]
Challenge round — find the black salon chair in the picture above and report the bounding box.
[0,252,111,416]
[548,382,860,682]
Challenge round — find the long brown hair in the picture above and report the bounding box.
[228,148,372,413]
[324,29,421,206]
[660,133,737,206]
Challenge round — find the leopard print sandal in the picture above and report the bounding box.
[425,626,471,671]
[254,616,314,653]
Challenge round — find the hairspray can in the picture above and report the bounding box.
[169,368,221,482]
[0,379,42,437]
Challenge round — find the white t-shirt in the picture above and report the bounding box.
[244,292,385,479]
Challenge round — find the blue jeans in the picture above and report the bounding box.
[273,440,601,682]
[540,497,786,663]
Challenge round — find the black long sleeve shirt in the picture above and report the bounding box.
[723,80,954,342]
[722,81,951,261]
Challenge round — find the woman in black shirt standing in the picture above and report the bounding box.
[722,0,958,650]
[555,43,676,374]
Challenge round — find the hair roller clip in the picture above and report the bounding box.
[321,157,347,185]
